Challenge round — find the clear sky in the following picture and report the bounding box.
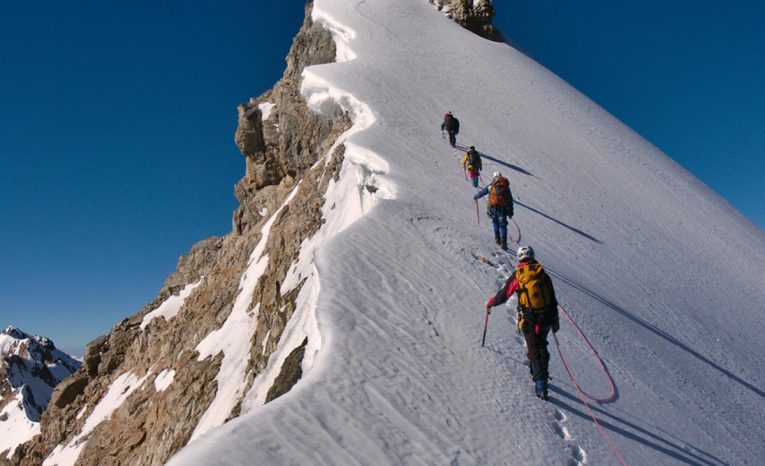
[1,1,762,356]
[497,0,765,229]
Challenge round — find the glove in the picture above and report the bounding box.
[485,299,493,308]
[552,316,560,334]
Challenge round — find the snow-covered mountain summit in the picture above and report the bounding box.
[12,1,765,465]
[171,0,765,464]
[1,326,80,459]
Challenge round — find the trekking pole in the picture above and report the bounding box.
[481,307,491,347]
[474,199,480,225]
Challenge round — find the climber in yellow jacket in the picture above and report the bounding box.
[462,146,482,187]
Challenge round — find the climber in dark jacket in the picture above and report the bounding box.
[440,111,460,148]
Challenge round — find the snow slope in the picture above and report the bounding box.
[170,1,765,464]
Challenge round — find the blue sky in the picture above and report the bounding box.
[1,1,762,355]
[498,0,765,227]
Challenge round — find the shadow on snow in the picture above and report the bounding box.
[454,143,534,178]
[548,386,730,466]
[503,248,764,401]
[515,200,603,244]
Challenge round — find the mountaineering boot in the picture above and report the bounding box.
[535,379,549,400]
[494,233,502,245]
[501,236,508,251]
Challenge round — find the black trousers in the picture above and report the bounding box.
[447,130,457,147]
[523,325,551,381]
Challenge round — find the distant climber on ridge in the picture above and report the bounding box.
[485,245,559,400]
[441,111,460,148]
[473,171,514,250]
[462,146,482,187]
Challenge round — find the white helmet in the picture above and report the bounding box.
[517,245,535,261]
[492,171,501,180]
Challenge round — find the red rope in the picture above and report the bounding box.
[510,218,521,244]
[554,305,628,465]
[557,304,616,403]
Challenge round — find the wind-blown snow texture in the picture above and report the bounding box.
[171,1,765,464]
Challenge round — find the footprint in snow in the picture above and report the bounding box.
[568,445,587,465]
[551,408,588,465]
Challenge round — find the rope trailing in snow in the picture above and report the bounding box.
[557,304,616,403]
[509,218,521,245]
[554,305,627,466]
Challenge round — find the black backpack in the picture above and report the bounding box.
[468,149,481,170]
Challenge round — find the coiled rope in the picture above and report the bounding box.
[500,218,626,463]
[556,304,616,403]
[554,304,628,465]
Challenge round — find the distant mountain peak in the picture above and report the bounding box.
[1,325,81,459]
[2,325,29,339]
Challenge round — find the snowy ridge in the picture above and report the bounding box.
[0,327,80,459]
[242,123,393,411]
[170,0,765,464]
[312,4,358,63]
[190,48,393,437]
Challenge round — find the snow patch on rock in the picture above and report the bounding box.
[190,186,301,442]
[153,369,175,392]
[0,392,40,459]
[258,102,275,121]
[43,371,150,466]
[140,279,203,330]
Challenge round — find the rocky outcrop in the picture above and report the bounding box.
[233,1,338,235]
[429,0,499,41]
[265,337,308,403]
[9,2,352,466]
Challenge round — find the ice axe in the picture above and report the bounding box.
[481,306,491,347]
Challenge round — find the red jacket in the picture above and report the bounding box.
[485,259,558,310]
[485,259,528,308]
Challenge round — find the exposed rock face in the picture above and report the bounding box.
[429,0,498,41]
[233,2,338,236]
[265,337,308,403]
[8,3,351,466]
